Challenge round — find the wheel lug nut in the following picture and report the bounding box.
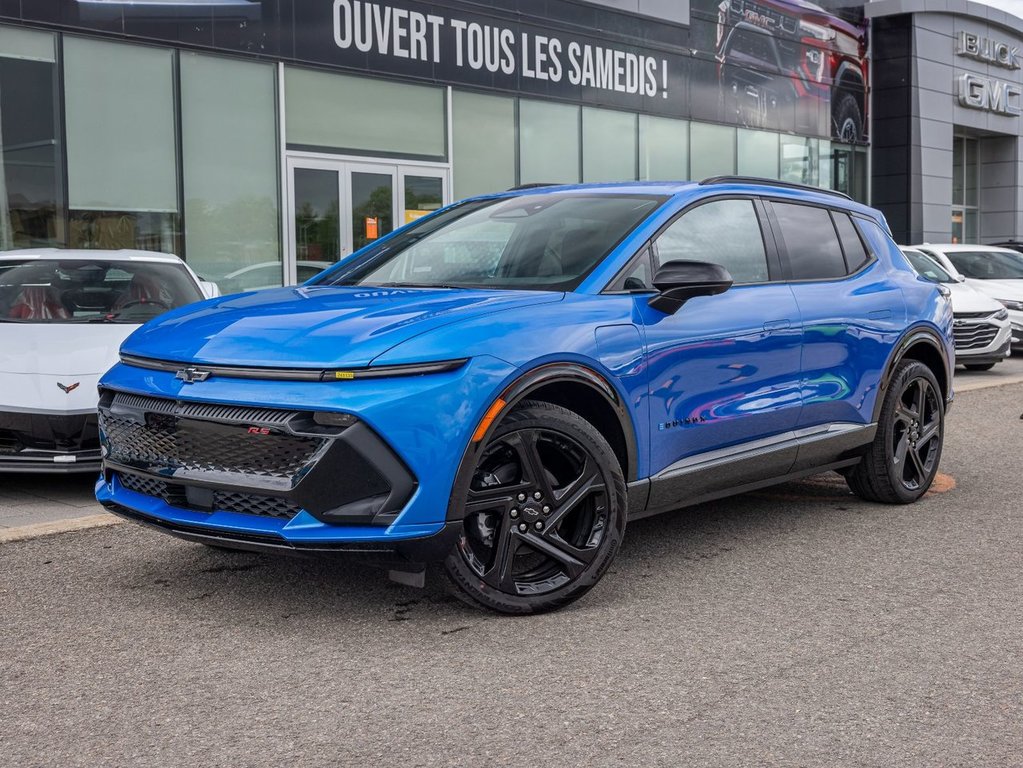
[510,509,519,519]
[542,505,550,515]
[517,493,526,502]
[534,521,543,530]
[518,523,528,532]
[533,491,542,500]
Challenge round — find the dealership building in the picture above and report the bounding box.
[0,0,1018,287]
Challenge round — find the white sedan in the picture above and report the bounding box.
[912,243,1023,353]
[901,247,1011,370]
[0,249,216,473]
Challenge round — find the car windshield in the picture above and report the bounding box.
[322,193,666,291]
[0,259,203,324]
[903,249,955,283]
[946,250,1023,279]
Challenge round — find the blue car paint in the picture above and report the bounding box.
[97,181,954,545]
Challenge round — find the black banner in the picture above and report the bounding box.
[289,0,691,118]
[1,0,869,142]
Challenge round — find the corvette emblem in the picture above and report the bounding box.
[56,381,80,394]
[175,367,212,384]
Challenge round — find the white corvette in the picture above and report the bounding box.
[0,249,216,473]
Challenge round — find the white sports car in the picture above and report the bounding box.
[0,249,215,473]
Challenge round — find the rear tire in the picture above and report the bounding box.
[846,360,944,503]
[964,363,996,371]
[444,400,626,614]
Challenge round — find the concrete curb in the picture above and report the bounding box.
[0,513,124,544]
[954,375,1023,393]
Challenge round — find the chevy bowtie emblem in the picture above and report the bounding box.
[56,381,80,394]
[175,367,212,384]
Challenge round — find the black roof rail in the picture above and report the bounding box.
[507,182,561,191]
[698,175,853,201]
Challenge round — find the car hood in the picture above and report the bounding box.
[947,281,1003,313]
[966,278,1023,301]
[0,322,136,375]
[120,285,564,368]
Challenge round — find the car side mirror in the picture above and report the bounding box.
[199,280,221,299]
[648,260,734,314]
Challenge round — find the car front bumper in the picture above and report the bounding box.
[0,410,101,473]
[94,355,517,560]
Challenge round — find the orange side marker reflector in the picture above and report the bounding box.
[472,398,506,443]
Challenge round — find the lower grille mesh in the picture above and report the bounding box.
[118,471,302,521]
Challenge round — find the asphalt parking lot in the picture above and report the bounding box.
[1,369,1021,766]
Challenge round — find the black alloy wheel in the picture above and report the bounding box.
[847,360,944,503]
[444,401,626,614]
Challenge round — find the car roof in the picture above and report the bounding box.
[913,243,1020,255]
[484,180,875,216]
[0,248,184,264]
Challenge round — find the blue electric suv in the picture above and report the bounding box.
[95,178,954,614]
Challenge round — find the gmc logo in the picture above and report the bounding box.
[957,73,1022,116]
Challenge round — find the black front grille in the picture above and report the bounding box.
[953,322,999,350]
[100,389,412,526]
[101,410,324,483]
[118,470,302,521]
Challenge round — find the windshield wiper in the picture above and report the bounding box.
[373,282,467,290]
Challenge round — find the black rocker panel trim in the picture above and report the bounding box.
[639,422,876,518]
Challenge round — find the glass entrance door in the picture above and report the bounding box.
[286,157,447,285]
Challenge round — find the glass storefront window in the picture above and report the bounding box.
[519,100,580,185]
[638,115,688,181]
[293,168,340,266]
[351,171,393,252]
[0,26,62,251]
[404,175,443,224]
[952,136,979,243]
[285,67,445,159]
[64,37,179,253]
[583,107,637,182]
[180,53,279,292]
[818,139,832,190]
[780,136,818,186]
[689,123,735,180]
[833,145,867,203]
[737,129,779,179]
[452,91,515,199]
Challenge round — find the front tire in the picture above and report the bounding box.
[846,360,944,503]
[444,401,626,614]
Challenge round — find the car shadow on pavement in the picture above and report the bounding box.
[103,471,879,625]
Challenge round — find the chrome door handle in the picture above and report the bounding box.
[763,319,791,331]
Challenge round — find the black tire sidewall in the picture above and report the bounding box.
[443,401,627,615]
[877,361,944,502]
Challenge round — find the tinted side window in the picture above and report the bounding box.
[833,212,870,272]
[773,202,846,280]
[654,199,769,283]
[856,217,901,264]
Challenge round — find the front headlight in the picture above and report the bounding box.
[799,20,837,41]
[997,299,1023,311]
[992,308,1009,321]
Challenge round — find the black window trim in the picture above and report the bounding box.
[601,194,782,294]
[762,198,878,285]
